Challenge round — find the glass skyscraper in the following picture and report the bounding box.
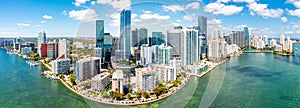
[244,27,249,46]
[96,20,104,48]
[198,16,207,59]
[152,32,164,46]
[120,9,131,60]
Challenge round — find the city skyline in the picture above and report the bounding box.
[0,0,299,39]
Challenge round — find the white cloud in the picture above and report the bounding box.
[247,2,283,18]
[176,20,181,22]
[73,0,90,6]
[217,0,231,3]
[41,21,46,23]
[284,31,294,34]
[186,2,200,9]
[140,12,170,20]
[204,2,243,16]
[162,5,185,12]
[69,9,99,22]
[208,19,222,25]
[97,0,131,9]
[286,9,300,18]
[35,25,41,27]
[43,15,53,19]
[17,23,30,27]
[233,0,255,3]
[250,11,255,16]
[90,1,96,5]
[108,13,120,27]
[183,13,196,21]
[281,17,288,22]
[62,10,67,16]
[286,0,300,8]
[132,19,141,22]
[162,2,200,12]
[132,13,137,19]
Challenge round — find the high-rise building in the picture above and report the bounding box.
[167,28,182,57]
[47,42,58,59]
[38,31,46,57]
[112,37,120,56]
[152,32,164,46]
[150,64,176,82]
[135,68,156,92]
[58,39,70,59]
[198,16,207,59]
[138,28,148,47]
[270,39,277,47]
[262,35,268,45]
[244,27,250,46]
[120,9,131,60]
[131,28,138,47]
[91,72,110,91]
[181,28,200,68]
[208,38,227,61]
[280,35,285,45]
[76,57,101,81]
[235,31,244,47]
[96,20,104,48]
[103,33,112,61]
[140,44,153,66]
[224,35,233,45]
[112,70,124,94]
[52,59,71,74]
[94,47,102,58]
[158,44,173,65]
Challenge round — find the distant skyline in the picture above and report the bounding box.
[0,0,300,39]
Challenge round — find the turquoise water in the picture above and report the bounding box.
[0,44,299,108]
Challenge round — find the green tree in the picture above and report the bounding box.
[69,73,76,85]
[112,91,123,100]
[126,93,132,100]
[142,92,150,99]
[153,85,168,96]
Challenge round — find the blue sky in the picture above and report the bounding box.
[0,0,299,39]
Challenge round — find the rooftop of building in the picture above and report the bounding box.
[92,72,110,81]
[135,67,154,74]
[112,70,123,79]
[77,57,101,63]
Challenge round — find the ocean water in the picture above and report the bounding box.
[0,44,299,108]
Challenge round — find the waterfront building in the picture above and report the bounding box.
[112,70,124,94]
[41,44,48,57]
[274,44,282,52]
[140,44,153,66]
[150,64,176,82]
[76,57,101,81]
[270,39,277,48]
[21,47,32,55]
[181,28,200,68]
[158,44,173,65]
[208,38,227,61]
[235,31,244,47]
[289,40,293,51]
[58,39,70,59]
[91,72,110,91]
[47,42,58,59]
[244,27,250,46]
[226,44,239,55]
[120,9,131,60]
[262,35,268,45]
[170,57,181,73]
[167,27,182,57]
[283,41,289,51]
[135,68,156,92]
[224,35,233,45]
[152,32,164,46]
[187,63,208,73]
[52,59,70,74]
[280,35,285,44]
[38,31,46,57]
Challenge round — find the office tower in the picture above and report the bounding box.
[112,70,124,94]
[232,31,237,45]
[167,28,182,57]
[131,28,138,47]
[135,68,156,92]
[96,20,104,48]
[120,9,131,60]
[58,39,70,59]
[244,27,249,46]
[262,35,268,45]
[140,44,153,66]
[235,31,244,47]
[38,31,46,57]
[152,32,164,46]
[21,47,32,55]
[280,35,285,44]
[158,44,173,65]
[47,42,58,59]
[94,47,102,58]
[151,45,159,63]
[208,38,227,61]
[91,72,110,91]
[52,59,71,74]
[270,39,277,47]
[181,28,200,68]
[198,16,208,59]
[224,35,233,45]
[211,29,221,40]
[112,37,120,56]
[138,28,148,47]
[76,57,101,81]
[103,33,112,61]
